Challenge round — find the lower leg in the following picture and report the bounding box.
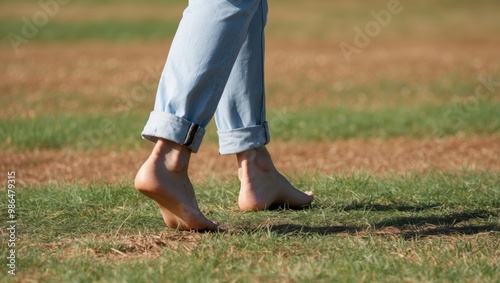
[237,146,314,211]
[135,139,218,231]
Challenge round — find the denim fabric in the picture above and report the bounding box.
[142,0,270,154]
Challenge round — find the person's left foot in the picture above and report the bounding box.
[237,146,314,211]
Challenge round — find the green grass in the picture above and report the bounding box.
[0,113,145,150]
[1,101,498,150]
[268,102,500,141]
[1,171,498,282]
[0,0,498,281]
[1,0,499,44]
[0,20,179,42]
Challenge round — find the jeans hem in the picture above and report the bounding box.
[217,121,270,155]
[141,111,205,153]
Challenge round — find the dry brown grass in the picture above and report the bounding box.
[14,225,499,261]
[265,39,500,110]
[2,135,498,186]
[17,231,202,261]
[2,39,499,119]
[1,42,169,118]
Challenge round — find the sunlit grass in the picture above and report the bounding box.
[0,171,498,282]
[1,101,498,150]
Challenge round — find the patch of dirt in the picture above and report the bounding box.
[1,42,169,119]
[19,231,202,260]
[91,232,201,258]
[265,39,500,111]
[2,135,498,187]
[2,40,499,119]
[19,223,498,261]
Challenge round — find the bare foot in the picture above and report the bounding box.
[134,139,218,231]
[237,146,314,211]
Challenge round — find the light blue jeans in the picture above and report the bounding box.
[141,0,270,155]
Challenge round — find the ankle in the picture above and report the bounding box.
[152,139,191,173]
[237,147,274,174]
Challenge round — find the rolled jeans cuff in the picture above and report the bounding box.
[141,111,205,153]
[217,121,270,155]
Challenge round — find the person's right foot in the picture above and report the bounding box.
[134,139,218,231]
[237,146,314,211]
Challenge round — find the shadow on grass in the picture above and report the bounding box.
[341,203,442,212]
[265,209,499,240]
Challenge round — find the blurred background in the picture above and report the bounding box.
[1,0,499,183]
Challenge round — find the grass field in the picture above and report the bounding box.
[1,0,499,282]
